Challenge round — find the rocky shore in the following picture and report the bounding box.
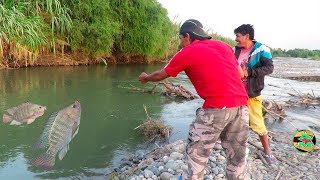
[108,130,320,180]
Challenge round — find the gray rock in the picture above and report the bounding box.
[214,144,223,150]
[172,143,186,153]
[176,169,183,174]
[167,168,174,173]
[145,158,154,165]
[211,168,219,175]
[148,167,161,176]
[170,152,184,160]
[158,166,165,172]
[217,155,225,161]
[181,164,188,171]
[220,151,226,157]
[165,161,179,170]
[209,156,216,162]
[207,174,214,180]
[160,172,174,180]
[163,156,169,163]
[210,162,216,168]
[299,166,308,171]
[217,174,224,178]
[144,169,155,178]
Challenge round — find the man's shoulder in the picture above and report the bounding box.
[253,41,271,53]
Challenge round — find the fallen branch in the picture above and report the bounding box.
[268,131,292,142]
[256,151,268,165]
[275,167,285,180]
[160,81,196,99]
[263,107,286,120]
[291,173,304,179]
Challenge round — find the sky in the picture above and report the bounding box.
[157,0,320,50]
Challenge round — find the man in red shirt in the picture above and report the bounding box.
[139,19,249,180]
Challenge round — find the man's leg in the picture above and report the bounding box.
[248,96,277,164]
[259,134,271,154]
[186,108,232,180]
[220,106,249,180]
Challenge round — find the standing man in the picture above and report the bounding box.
[234,24,277,164]
[139,19,249,180]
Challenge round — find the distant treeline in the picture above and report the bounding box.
[272,48,320,60]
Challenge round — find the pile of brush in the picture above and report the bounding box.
[135,105,172,142]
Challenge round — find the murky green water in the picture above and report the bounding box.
[0,65,201,179]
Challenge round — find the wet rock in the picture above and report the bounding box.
[214,144,223,150]
[144,169,154,178]
[170,152,184,160]
[160,172,174,180]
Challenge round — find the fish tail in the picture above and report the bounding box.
[3,114,12,123]
[32,153,55,169]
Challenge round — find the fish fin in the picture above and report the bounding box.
[10,120,22,125]
[3,114,12,123]
[27,118,36,124]
[32,153,55,169]
[6,102,30,115]
[6,107,18,115]
[71,121,80,139]
[33,111,60,149]
[58,145,69,160]
[72,127,79,139]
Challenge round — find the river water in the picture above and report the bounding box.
[0,58,319,179]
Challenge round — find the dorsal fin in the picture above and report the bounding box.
[6,106,19,115]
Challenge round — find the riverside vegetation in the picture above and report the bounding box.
[1,0,319,69]
[0,0,177,68]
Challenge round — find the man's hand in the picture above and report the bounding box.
[139,72,149,84]
[243,70,248,78]
[138,69,169,84]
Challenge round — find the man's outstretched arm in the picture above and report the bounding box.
[138,69,169,84]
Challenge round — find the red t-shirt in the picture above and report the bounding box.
[164,39,248,108]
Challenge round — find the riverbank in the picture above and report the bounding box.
[108,130,320,180]
[0,53,170,69]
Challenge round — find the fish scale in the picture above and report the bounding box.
[49,120,69,150]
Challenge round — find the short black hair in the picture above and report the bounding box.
[180,19,211,41]
[180,32,208,42]
[234,24,254,40]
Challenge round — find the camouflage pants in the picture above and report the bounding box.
[186,106,249,180]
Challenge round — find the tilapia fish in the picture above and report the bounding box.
[32,100,81,169]
[2,102,47,125]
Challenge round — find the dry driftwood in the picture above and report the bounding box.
[160,81,196,99]
[134,105,172,142]
[286,88,320,107]
[121,81,197,99]
[263,100,286,120]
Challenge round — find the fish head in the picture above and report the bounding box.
[31,104,47,117]
[65,100,81,122]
